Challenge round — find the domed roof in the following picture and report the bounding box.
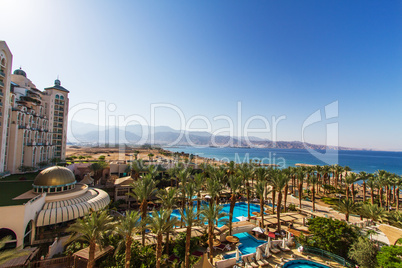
[13,68,26,77]
[34,166,76,187]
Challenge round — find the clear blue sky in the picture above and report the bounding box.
[1,0,401,151]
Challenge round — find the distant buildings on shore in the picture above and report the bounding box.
[0,41,69,175]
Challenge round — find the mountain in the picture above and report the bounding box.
[67,120,355,150]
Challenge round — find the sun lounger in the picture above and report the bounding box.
[279,245,291,252]
[248,256,259,268]
[255,257,269,267]
[270,246,281,254]
[214,244,226,251]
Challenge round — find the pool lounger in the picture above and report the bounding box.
[247,255,259,268]
[279,245,291,252]
[270,247,281,254]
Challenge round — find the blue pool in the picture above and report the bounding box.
[170,202,263,227]
[283,260,330,268]
[224,232,266,259]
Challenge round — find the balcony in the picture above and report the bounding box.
[0,91,3,97]
[0,81,4,88]
[0,70,5,78]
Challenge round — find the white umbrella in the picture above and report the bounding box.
[252,227,265,233]
[236,216,248,221]
[235,247,240,261]
[204,195,211,199]
[282,238,286,248]
[256,247,262,260]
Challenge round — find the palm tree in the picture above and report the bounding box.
[333,199,361,222]
[296,169,307,209]
[156,188,178,254]
[344,173,358,201]
[255,179,270,228]
[387,211,402,229]
[115,211,141,268]
[89,161,109,185]
[66,210,115,268]
[206,176,222,206]
[308,174,319,211]
[194,173,205,220]
[358,171,370,203]
[367,175,376,205]
[0,237,29,265]
[270,171,290,232]
[228,175,243,235]
[180,207,200,268]
[238,164,254,217]
[359,203,387,223]
[148,153,154,161]
[129,174,158,245]
[200,203,228,264]
[148,209,178,268]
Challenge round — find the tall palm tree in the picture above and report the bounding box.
[206,176,222,206]
[0,237,29,265]
[238,164,254,215]
[358,171,370,203]
[255,179,270,228]
[194,173,205,220]
[66,210,115,268]
[254,168,268,217]
[129,160,145,180]
[270,171,290,232]
[344,173,358,201]
[180,207,200,268]
[376,170,388,208]
[333,199,361,222]
[156,188,178,254]
[129,174,158,245]
[297,169,307,209]
[148,210,178,268]
[367,175,376,205]
[200,203,228,264]
[228,175,243,235]
[115,211,141,268]
[308,174,319,211]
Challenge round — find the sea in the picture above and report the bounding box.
[165,147,402,175]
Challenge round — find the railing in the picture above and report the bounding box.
[0,70,5,77]
[295,242,354,267]
[30,256,73,268]
[0,81,4,87]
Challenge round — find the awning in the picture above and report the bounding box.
[36,189,110,227]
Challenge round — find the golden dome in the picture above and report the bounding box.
[34,166,76,187]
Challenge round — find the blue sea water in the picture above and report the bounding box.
[166,147,402,175]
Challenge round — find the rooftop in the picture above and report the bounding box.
[0,181,33,206]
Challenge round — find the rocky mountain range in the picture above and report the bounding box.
[67,121,356,150]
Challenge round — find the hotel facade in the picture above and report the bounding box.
[0,40,69,175]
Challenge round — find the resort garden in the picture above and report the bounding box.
[7,160,402,268]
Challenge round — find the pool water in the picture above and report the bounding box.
[224,232,266,259]
[283,260,330,268]
[170,202,262,227]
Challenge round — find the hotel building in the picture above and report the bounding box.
[0,40,69,174]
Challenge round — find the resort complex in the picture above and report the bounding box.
[1,139,402,268]
[1,2,402,266]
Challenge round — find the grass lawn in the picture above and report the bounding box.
[1,172,40,181]
[0,181,34,206]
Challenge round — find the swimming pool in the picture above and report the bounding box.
[224,232,266,259]
[170,202,262,227]
[283,260,330,268]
